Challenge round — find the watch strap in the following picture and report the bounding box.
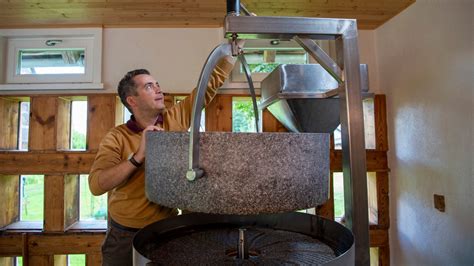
[129,154,143,168]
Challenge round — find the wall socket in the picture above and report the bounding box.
[433,194,445,212]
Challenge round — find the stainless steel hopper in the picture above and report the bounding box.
[259,64,370,133]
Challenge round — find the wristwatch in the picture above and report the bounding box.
[128,152,143,168]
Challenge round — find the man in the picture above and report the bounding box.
[88,55,236,266]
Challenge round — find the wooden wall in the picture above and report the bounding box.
[0,94,390,265]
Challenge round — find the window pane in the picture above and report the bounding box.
[174,96,205,131]
[333,172,345,218]
[20,175,44,221]
[18,49,85,75]
[16,257,23,266]
[363,98,376,149]
[232,97,261,133]
[123,106,132,123]
[333,98,375,150]
[244,49,307,73]
[80,175,107,221]
[70,101,87,150]
[68,254,86,266]
[370,247,379,266]
[333,172,378,224]
[18,101,30,151]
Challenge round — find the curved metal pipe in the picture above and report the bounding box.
[187,43,232,181]
[238,53,259,132]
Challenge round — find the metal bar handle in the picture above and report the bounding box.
[186,43,232,181]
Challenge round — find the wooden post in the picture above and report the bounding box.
[44,175,65,232]
[29,96,58,151]
[87,95,117,151]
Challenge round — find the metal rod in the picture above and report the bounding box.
[187,43,232,181]
[238,228,249,259]
[293,36,343,84]
[238,53,259,132]
[227,0,240,15]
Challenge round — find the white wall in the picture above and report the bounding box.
[103,28,224,94]
[375,0,473,265]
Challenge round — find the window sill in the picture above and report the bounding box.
[2,221,43,232]
[0,83,104,91]
[68,220,107,232]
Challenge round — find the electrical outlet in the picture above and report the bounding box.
[434,194,445,212]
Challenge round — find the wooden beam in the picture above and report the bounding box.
[369,229,388,247]
[29,96,58,151]
[44,175,65,232]
[330,150,388,172]
[28,234,103,255]
[374,95,389,151]
[376,172,390,229]
[87,95,116,151]
[0,234,22,256]
[0,151,96,174]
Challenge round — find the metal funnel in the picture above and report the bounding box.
[259,64,369,133]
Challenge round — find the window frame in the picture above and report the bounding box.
[0,28,103,90]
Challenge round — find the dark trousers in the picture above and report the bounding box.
[101,221,138,266]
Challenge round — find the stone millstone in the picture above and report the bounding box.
[145,132,329,215]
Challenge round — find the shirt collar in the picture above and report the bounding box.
[126,114,163,134]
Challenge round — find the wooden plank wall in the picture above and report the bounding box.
[0,93,390,265]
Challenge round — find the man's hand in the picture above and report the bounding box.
[134,125,163,163]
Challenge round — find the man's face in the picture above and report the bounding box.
[130,74,165,114]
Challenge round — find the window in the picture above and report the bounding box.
[18,101,30,151]
[68,254,86,266]
[0,28,103,90]
[175,95,205,132]
[79,175,107,221]
[20,175,44,222]
[334,98,376,150]
[333,172,377,225]
[70,101,87,151]
[231,39,308,83]
[232,97,261,133]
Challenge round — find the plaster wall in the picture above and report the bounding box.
[374,0,474,264]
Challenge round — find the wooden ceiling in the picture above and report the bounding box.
[0,0,415,30]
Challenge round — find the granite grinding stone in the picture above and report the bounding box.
[145,132,329,215]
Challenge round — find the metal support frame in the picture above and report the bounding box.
[224,15,370,265]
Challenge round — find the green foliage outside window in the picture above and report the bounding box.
[232,99,258,133]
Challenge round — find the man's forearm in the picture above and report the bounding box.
[97,160,139,192]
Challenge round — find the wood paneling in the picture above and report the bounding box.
[29,96,57,151]
[87,95,116,151]
[0,151,96,174]
[262,109,288,133]
[0,0,415,29]
[205,94,232,132]
[0,175,20,228]
[0,98,19,150]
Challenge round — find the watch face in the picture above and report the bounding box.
[128,152,135,160]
